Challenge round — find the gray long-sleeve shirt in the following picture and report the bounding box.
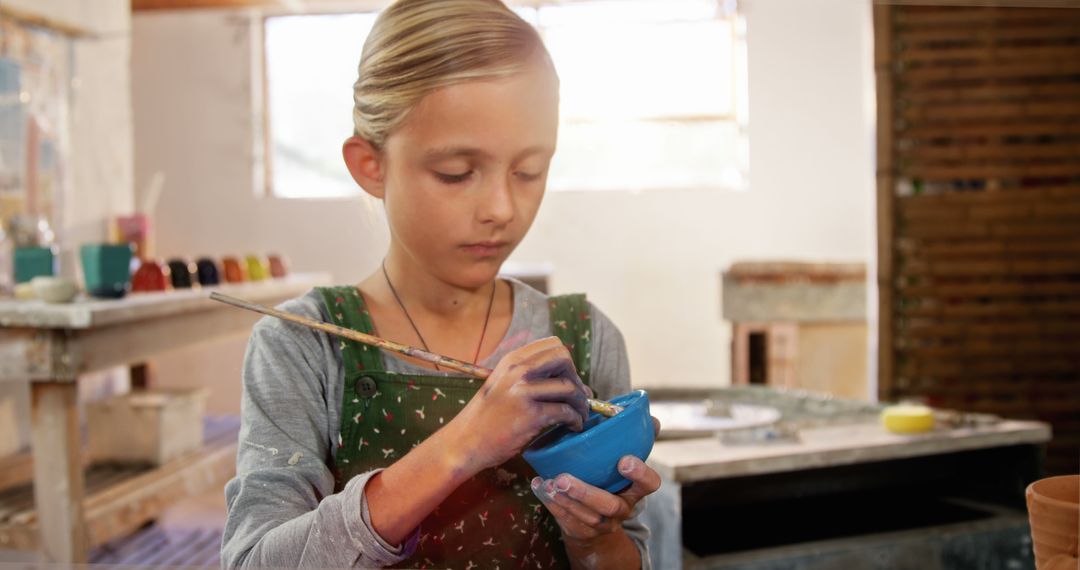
[221,278,651,568]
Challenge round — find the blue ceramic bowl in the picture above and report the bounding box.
[523,390,654,494]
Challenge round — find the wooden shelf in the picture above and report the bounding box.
[0,272,332,383]
[0,273,332,330]
[0,416,239,552]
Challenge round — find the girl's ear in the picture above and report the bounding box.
[343,135,386,199]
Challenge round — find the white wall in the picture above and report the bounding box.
[65,22,135,261]
[518,0,876,387]
[132,0,875,404]
[132,11,388,284]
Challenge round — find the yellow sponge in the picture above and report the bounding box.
[882,405,935,434]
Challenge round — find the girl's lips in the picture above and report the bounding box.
[461,242,509,257]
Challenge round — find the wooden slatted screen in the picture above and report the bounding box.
[875,3,1080,475]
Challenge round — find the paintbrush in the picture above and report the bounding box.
[210,291,623,417]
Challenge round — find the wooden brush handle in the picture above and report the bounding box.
[210,291,622,416]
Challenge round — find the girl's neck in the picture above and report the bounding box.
[356,249,513,368]
[378,251,495,320]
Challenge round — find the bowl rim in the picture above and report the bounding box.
[1027,474,1080,512]
[524,389,650,460]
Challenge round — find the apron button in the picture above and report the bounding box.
[356,376,378,398]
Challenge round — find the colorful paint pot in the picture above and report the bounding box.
[268,254,288,278]
[523,390,655,494]
[222,256,246,283]
[195,257,221,286]
[132,259,170,292]
[166,259,198,289]
[81,243,134,299]
[245,255,270,281]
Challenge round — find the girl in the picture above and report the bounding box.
[221,0,660,567]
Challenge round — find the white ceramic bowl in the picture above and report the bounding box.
[31,276,78,303]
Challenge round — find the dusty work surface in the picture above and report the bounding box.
[646,387,1051,484]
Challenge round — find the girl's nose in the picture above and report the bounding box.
[477,173,515,225]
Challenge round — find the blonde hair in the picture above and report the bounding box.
[353,0,554,147]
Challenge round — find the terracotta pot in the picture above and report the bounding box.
[1027,474,1079,570]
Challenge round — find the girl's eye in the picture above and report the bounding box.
[515,171,542,182]
[435,170,473,184]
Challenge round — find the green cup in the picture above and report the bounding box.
[81,243,134,299]
[14,246,56,284]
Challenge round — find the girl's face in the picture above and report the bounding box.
[378,61,559,289]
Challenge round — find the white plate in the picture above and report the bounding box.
[650,400,781,436]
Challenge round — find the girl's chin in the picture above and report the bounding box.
[441,261,506,289]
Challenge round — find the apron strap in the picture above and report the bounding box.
[318,285,593,387]
[548,293,592,389]
[317,286,385,373]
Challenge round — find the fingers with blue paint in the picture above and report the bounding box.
[447,336,590,473]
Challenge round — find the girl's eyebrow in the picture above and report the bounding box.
[424,147,487,161]
[515,146,554,159]
[423,145,553,161]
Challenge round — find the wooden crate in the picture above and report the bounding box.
[86,388,208,466]
[875,2,1080,475]
[724,263,870,400]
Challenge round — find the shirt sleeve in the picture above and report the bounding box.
[221,309,419,568]
[588,302,653,570]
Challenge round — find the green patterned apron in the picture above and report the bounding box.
[318,286,593,569]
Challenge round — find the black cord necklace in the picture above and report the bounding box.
[381,259,496,369]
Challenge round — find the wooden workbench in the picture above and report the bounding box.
[641,389,1052,570]
[0,273,331,562]
[649,419,1051,484]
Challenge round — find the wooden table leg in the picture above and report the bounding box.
[30,381,87,563]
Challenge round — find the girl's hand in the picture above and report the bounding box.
[449,336,591,473]
[530,418,662,554]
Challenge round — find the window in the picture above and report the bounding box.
[264,13,377,198]
[263,0,747,198]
